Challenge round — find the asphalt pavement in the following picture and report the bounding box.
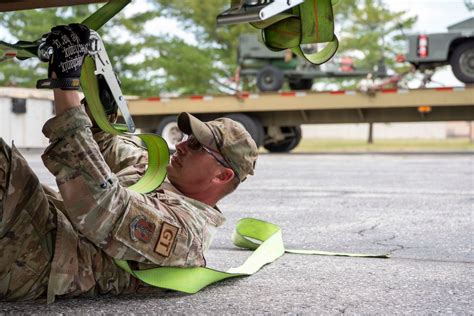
[1,151,473,314]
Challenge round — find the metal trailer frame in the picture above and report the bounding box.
[128,86,474,127]
[125,85,474,151]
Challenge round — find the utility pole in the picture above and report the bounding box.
[368,123,374,144]
[470,121,474,144]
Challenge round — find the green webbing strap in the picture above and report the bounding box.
[81,0,130,30]
[251,0,339,65]
[115,218,389,294]
[79,0,169,194]
[81,56,169,193]
[0,40,36,60]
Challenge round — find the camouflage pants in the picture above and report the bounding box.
[0,139,55,301]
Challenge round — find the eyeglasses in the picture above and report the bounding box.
[184,135,240,181]
[186,135,229,167]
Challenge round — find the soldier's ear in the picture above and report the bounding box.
[212,168,234,184]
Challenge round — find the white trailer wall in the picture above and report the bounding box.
[0,88,54,148]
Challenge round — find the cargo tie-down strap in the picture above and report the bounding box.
[4,0,388,295]
[250,0,340,65]
[79,0,170,194]
[115,218,389,294]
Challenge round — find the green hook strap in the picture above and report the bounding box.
[251,0,339,65]
[81,0,130,30]
[80,56,169,193]
[115,218,389,294]
[80,0,169,194]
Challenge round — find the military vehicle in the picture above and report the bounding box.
[405,17,474,83]
[238,34,386,91]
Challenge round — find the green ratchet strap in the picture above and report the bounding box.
[250,0,339,65]
[115,218,389,294]
[79,0,170,194]
[81,56,169,193]
[81,0,130,30]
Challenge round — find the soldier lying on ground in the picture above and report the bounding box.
[0,24,258,303]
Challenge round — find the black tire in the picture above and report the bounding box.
[225,113,264,148]
[155,115,183,151]
[289,78,313,90]
[264,126,302,153]
[256,65,284,91]
[450,41,474,84]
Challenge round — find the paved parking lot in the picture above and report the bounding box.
[1,151,473,314]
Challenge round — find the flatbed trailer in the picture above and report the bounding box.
[128,85,474,152]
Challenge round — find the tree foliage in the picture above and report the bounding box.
[0,1,255,96]
[0,0,416,94]
[334,0,416,72]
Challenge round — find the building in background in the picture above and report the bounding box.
[0,88,54,148]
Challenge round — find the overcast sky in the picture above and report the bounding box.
[387,0,472,33]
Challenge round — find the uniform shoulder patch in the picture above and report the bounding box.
[155,222,179,257]
[130,215,156,243]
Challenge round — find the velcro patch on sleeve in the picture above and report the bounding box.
[114,196,187,265]
[155,222,179,257]
[130,215,156,243]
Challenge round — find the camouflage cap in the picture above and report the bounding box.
[177,112,258,182]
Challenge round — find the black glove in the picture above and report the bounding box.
[37,23,90,90]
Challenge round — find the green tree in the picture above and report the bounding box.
[0,1,416,94]
[146,0,256,93]
[0,4,165,95]
[0,1,255,96]
[332,0,416,83]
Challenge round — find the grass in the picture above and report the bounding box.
[291,138,474,153]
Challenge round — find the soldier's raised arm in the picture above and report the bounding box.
[40,24,134,248]
[38,25,226,270]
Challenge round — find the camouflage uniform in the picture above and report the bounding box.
[0,106,225,303]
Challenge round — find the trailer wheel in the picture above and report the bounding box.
[264,126,302,153]
[257,65,284,91]
[450,41,474,84]
[225,113,264,148]
[289,78,313,90]
[155,115,184,151]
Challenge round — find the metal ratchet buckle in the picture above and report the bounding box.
[216,0,304,25]
[37,31,136,133]
[88,31,135,133]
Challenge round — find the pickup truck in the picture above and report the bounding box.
[405,17,474,83]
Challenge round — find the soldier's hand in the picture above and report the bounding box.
[37,24,90,90]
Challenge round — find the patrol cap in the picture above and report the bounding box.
[177,112,258,182]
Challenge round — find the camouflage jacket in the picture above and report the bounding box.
[41,106,225,303]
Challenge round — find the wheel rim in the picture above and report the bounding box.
[263,72,275,85]
[161,122,184,151]
[264,126,301,152]
[459,48,474,77]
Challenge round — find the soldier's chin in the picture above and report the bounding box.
[166,164,177,180]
